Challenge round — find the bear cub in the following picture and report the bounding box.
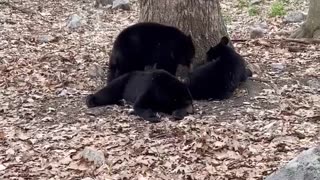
[107,22,195,83]
[187,36,251,100]
[87,69,194,123]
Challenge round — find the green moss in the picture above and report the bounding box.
[238,0,249,8]
[223,14,232,25]
[248,6,259,16]
[269,1,286,17]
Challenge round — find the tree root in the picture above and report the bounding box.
[232,38,320,44]
[290,24,312,38]
[290,23,320,39]
[313,29,320,39]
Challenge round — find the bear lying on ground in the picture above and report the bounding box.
[187,36,252,100]
[87,69,194,123]
[107,22,195,83]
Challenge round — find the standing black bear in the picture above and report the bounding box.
[187,36,251,100]
[107,22,195,83]
[86,69,194,123]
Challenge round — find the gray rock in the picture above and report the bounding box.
[112,0,130,10]
[250,21,268,39]
[38,35,55,43]
[58,89,68,97]
[250,27,265,39]
[88,64,104,79]
[95,0,113,8]
[250,0,262,5]
[247,63,261,75]
[307,79,320,90]
[66,14,81,29]
[284,11,306,23]
[81,147,105,167]
[271,63,285,72]
[88,63,105,84]
[254,21,268,30]
[266,146,320,180]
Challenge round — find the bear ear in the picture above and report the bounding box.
[206,47,214,62]
[220,36,229,45]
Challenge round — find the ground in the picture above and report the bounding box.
[0,0,319,179]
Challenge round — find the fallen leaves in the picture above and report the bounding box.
[0,164,6,171]
[17,132,29,141]
[0,131,5,142]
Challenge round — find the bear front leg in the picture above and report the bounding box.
[133,93,161,123]
[172,104,194,120]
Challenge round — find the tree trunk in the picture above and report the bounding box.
[290,0,320,39]
[139,0,229,68]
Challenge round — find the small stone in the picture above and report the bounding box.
[112,0,130,10]
[81,147,105,167]
[250,0,262,5]
[307,79,320,90]
[284,11,306,23]
[250,27,265,39]
[254,21,268,29]
[67,14,82,29]
[29,139,37,144]
[38,35,55,43]
[271,63,285,71]
[58,89,68,97]
[88,64,105,79]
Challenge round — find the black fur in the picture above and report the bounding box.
[187,36,250,100]
[87,69,194,122]
[107,22,195,83]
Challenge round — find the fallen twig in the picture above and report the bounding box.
[0,1,53,24]
[249,77,270,83]
[0,1,35,14]
[232,38,320,44]
[283,38,320,44]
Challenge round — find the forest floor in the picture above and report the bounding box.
[1,0,319,179]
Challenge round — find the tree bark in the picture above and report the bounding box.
[290,0,320,39]
[139,0,229,68]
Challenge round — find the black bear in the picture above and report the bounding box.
[107,22,195,83]
[187,36,251,100]
[86,69,194,123]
